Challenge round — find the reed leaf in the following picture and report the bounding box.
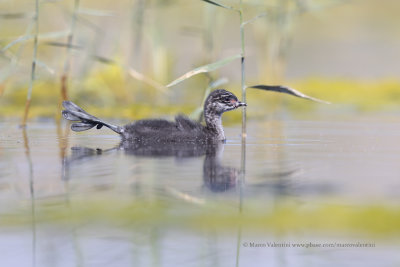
[209,77,229,89]
[1,35,31,52]
[0,12,33,19]
[44,41,82,50]
[129,68,168,93]
[167,54,241,87]
[39,30,70,40]
[91,55,116,65]
[248,85,330,104]
[35,59,55,75]
[2,30,70,52]
[190,107,203,120]
[242,12,268,26]
[200,0,236,11]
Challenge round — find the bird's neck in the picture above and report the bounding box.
[205,111,225,141]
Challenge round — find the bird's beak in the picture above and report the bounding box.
[236,101,247,107]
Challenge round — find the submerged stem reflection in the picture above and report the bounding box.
[22,128,36,267]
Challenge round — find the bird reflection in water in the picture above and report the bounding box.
[63,141,238,192]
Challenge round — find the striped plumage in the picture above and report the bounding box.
[62,89,246,143]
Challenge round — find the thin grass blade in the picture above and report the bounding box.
[0,12,33,19]
[2,30,70,52]
[39,30,71,40]
[200,0,236,11]
[209,77,229,89]
[35,59,55,75]
[1,35,31,52]
[189,107,203,120]
[248,85,330,104]
[44,42,82,50]
[242,12,268,26]
[129,68,168,93]
[167,54,241,87]
[92,55,116,65]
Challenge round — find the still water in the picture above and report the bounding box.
[1,115,400,267]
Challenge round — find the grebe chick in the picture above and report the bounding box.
[62,89,246,143]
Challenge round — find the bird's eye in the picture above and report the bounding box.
[222,96,231,102]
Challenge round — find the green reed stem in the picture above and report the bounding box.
[61,0,80,101]
[239,1,246,184]
[131,0,145,67]
[21,0,39,127]
[238,2,245,259]
[239,2,246,137]
[240,13,246,138]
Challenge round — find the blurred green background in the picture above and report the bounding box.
[2,2,400,265]
[1,0,400,121]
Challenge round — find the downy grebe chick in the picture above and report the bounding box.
[62,89,246,143]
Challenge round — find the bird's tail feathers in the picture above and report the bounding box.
[62,101,123,134]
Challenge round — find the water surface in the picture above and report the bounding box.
[1,115,400,266]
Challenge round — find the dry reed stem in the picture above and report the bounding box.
[22,98,32,126]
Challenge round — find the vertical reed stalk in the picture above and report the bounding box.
[237,4,247,261]
[239,1,246,138]
[238,0,245,245]
[61,0,80,101]
[204,5,216,62]
[239,0,246,189]
[21,0,39,127]
[131,0,145,68]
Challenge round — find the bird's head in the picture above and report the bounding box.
[204,89,246,115]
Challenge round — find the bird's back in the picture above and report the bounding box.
[122,115,211,143]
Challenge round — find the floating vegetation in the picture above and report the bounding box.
[1,196,400,237]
